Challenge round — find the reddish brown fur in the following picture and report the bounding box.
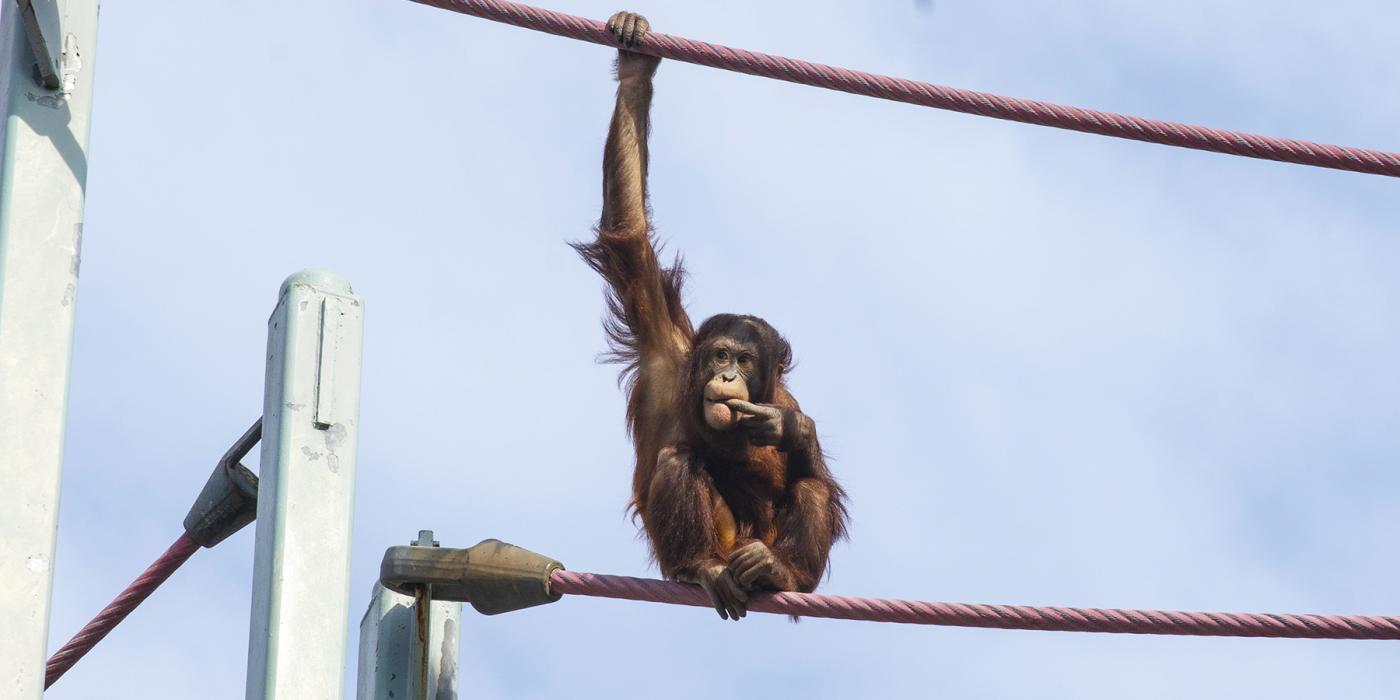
[574,33,846,598]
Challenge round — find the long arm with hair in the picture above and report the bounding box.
[571,13,694,507]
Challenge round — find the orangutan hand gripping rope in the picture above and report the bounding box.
[573,11,848,621]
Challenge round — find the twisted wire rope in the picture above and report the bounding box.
[410,0,1400,178]
[44,534,201,689]
[551,570,1400,639]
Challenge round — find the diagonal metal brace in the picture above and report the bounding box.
[17,0,61,88]
[182,419,261,548]
[380,539,563,615]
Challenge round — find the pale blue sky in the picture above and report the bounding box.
[44,1,1399,698]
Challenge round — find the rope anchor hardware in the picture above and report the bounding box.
[45,418,265,690]
[379,538,563,615]
[183,418,262,547]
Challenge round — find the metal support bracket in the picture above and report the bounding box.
[379,539,563,616]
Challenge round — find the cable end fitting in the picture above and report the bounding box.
[183,420,261,548]
[379,539,564,615]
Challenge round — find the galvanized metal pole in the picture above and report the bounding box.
[356,532,462,700]
[0,1,98,697]
[246,270,364,700]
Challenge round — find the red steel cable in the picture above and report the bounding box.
[410,0,1400,178]
[550,570,1400,639]
[44,533,201,689]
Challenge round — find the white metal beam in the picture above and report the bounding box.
[246,270,365,700]
[0,1,98,697]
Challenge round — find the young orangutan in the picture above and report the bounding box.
[573,11,848,620]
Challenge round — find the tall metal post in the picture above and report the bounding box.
[246,270,364,700]
[0,2,98,697]
[356,532,462,700]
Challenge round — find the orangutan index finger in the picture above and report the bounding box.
[724,399,772,417]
